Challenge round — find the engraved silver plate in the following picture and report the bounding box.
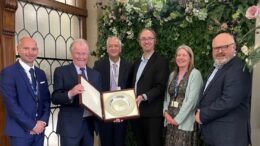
[104,93,135,117]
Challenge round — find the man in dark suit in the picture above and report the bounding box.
[0,37,50,146]
[52,39,102,146]
[195,32,252,146]
[131,28,169,146]
[93,36,131,146]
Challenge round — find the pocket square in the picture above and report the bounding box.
[40,81,46,84]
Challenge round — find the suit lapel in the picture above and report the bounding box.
[105,59,111,89]
[68,63,79,85]
[202,57,236,97]
[138,53,156,81]
[202,68,224,96]
[118,59,126,87]
[15,62,37,101]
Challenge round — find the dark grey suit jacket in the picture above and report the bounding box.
[198,56,252,146]
[131,52,169,117]
[52,63,101,137]
[93,58,132,92]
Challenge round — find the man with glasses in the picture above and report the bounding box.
[195,32,252,146]
[131,28,169,146]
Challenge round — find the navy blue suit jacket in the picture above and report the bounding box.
[198,56,252,146]
[52,63,102,137]
[0,61,50,137]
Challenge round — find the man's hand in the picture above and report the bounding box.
[113,118,124,123]
[68,84,85,97]
[31,120,46,135]
[164,112,178,125]
[195,109,202,124]
[136,95,144,107]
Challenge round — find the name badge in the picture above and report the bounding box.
[171,101,179,108]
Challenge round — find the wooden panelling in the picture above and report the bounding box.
[0,0,18,146]
[0,1,87,146]
[20,0,88,17]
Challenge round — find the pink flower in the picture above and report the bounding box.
[246,5,260,19]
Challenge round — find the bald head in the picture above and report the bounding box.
[17,36,39,67]
[212,32,236,66]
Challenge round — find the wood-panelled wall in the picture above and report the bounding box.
[0,0,17,145]
[0,1,87,146]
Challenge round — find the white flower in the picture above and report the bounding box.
[197,8,208,20]
[111,27,118,35]
[241,45,249,56]
[126,30,134,39]
[193,8,199,16]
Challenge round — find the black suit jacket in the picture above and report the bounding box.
[52,63,102,137]
[93,58,132,92]
[131,53,169,117]
[198,56,252,146]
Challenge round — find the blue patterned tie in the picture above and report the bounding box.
[29,68,37,94]
[80,68,87,80]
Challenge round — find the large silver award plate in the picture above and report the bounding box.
[104,92,135,117]
[79,76,139,121]
[102,89,139,120]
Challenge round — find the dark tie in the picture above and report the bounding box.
[29,68,39,119]
[80,68,87,80]
[29,68,37,94]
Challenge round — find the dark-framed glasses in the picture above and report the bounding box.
[212,43,234,51]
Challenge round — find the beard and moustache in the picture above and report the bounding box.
[214,52,236,66]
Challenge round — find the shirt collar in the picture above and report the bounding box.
[141,51,154,61]
[19,59,34,71]
[109,58,120,66]
[73,63,86,72]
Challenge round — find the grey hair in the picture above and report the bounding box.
[106,36,122,48]
[70,39,90,54]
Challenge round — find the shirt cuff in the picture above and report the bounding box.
[142,94,148,100]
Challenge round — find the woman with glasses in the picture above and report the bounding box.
[163,44,203,146]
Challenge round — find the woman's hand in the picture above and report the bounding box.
[164,112,178,126]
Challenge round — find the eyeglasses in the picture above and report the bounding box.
[140,37,155,41]
[212,43,234,51]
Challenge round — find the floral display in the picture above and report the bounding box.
[96,1,259,145]
[97,0,258,77]
[239,5,260,71]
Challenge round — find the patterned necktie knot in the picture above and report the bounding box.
[80,67,87,80]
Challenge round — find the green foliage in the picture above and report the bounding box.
[97,0,257,76]
[97,0,258,77]
[96,1,258,145]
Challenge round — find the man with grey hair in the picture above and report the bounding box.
[52,39,102,146]
[195,32,252,146]
[94,36,132,146]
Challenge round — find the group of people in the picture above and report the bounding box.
[0,28,252,146]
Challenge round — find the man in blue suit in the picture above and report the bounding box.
[0,37,51,146]
[52,39,102,146]
[93,36,132,146]
[195,32,252,146]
